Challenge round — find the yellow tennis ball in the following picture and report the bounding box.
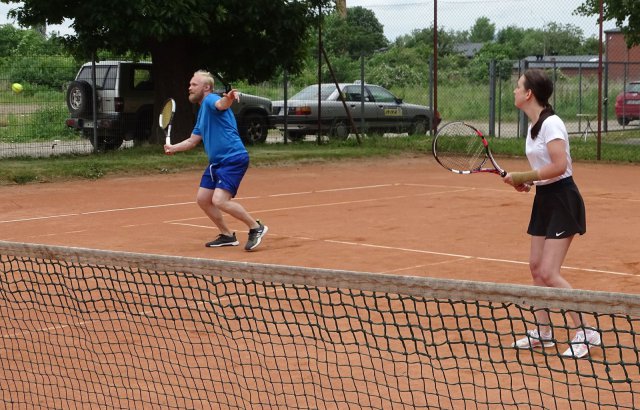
[11,83,23,94]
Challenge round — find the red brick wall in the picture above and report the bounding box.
[606,31,640,82]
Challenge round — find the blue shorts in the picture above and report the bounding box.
[199,153,249,197]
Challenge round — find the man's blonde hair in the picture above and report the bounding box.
[194,70,215,89]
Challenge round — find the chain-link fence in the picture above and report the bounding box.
[1,0,639,160]
[2,54,638,159]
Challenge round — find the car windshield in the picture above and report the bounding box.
[291,84,338,101]
[626,83,640,93]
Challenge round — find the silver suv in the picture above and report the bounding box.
[65,61,273,151]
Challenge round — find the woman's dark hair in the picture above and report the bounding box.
[523,69,555,139]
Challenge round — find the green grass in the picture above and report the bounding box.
[1,133,638,186]
[0,137,433,185]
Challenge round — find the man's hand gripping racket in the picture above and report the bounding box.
[160,98,176,147]
[432,121,531,191]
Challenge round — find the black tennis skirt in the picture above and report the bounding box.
[527,176,586,239]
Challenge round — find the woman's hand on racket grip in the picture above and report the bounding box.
[503,173,532,192]
[503,169,539,187]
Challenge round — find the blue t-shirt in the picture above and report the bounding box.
[192,93,247,166]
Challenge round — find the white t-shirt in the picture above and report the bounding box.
[525,114,572,186]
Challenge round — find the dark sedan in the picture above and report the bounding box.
[271,83,441,141]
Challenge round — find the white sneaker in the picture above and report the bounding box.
[562,329,601,359]
[512,329,555,349]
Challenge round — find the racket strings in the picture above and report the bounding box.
[160,101,174,129]
[434,123,488,171]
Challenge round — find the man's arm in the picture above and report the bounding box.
[215,89,240,110]
[164,134,203,155]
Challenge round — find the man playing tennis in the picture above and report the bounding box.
[164,70,268,251]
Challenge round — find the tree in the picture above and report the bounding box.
[0,23,65,56]
[543,22,586,56]
[323,6,388,59]
[394,27,459,56]
[0,24,23,56]
[494,24,592,59]
[469,17,495,43]
[576,0,640,47]
[467,43,514,82]
[2,0,331,142]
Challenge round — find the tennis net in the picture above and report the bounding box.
[1,240,639,409]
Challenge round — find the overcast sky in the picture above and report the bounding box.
[350,0,615,40]
[1,0,617,40]
[0,3,73,35]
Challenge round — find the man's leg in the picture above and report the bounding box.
[197,187,234,235]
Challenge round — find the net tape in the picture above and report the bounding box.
[1,241,639,409]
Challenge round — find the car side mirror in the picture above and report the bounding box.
[396,98,403,104]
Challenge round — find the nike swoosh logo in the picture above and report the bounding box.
[555,231,566,237]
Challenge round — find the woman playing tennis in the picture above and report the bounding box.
[504,68,600,359]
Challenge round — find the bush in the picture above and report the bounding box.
[8,55,78,90]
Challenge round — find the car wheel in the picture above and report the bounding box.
[409,117,428,135]
[617,116,631,126]
[329,120,349,140]
[88,135,124,152]
[239,112,268,145]
[66,81,93,117]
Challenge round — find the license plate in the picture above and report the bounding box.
[83,121,94,128]
[626,100,640,105]
[383,107,402,116]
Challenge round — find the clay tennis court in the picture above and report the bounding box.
[1,155,638,293]
[1,155,640,408]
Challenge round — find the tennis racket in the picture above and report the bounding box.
[432,121,506,177]
[159,98,176,145]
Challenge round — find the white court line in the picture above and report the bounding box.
[3,181,636,279]
[325,239,472,259]
[0,202,194,224]
[330,239,638,278]
[0,184,402,224]
[166,224,639,279]
[2,181,637,225]
[269,183,397,198]
[166,186,473,224]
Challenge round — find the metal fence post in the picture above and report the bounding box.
[429,55,434,135]
[518,59,529,138]
[489,59,496,137]
[283,70,288,144]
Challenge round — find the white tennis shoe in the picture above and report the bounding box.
[561,329,601,359]
[512,329,555,349]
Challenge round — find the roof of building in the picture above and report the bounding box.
[453,42,484,58]
[515,55,601,69]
